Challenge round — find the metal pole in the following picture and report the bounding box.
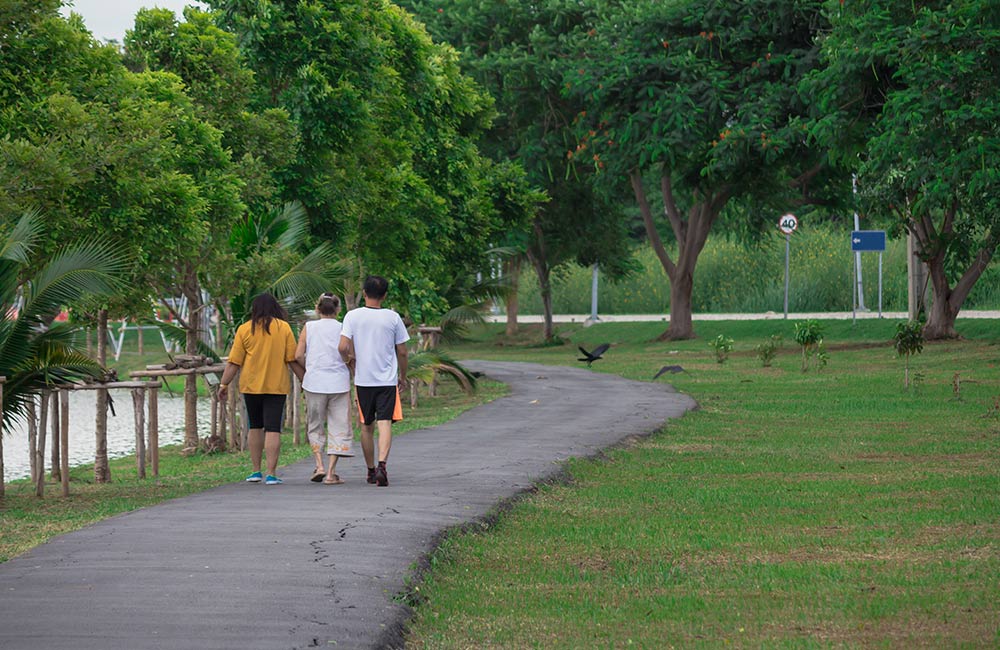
[589,264,599,323]
[784,234,790,319]
[853,175,867,310]
[878,251,883,318]
[852,247,857,325]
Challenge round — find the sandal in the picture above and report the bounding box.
[323,475,344,485]
[310,469,325,482]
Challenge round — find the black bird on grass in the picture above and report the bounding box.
[577,343,610,367]
[653,365,686,380]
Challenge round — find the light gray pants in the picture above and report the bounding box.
[305,390,353,456]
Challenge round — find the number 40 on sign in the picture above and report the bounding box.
[778,214,798,235]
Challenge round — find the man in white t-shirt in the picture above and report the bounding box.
[338,275,409,487]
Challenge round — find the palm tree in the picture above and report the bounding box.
[0,210,125,495]
[222,201,347,336]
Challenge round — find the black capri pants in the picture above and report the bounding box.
[243,393,286,432]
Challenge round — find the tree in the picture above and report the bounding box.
[0,211,125,495]
[209,0,516,317]
[402,0,636,342]
[805,0,999,338]
[567,0,833,339]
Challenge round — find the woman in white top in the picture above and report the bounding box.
[295,293,353,484]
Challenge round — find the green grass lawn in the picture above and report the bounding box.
[0,378,507,562]
[404,318,1000,649]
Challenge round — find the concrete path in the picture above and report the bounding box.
[485,310,1000,323]
[0,361,696,650]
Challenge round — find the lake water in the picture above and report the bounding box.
[2,390,212,481]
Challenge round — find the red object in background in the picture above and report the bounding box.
[54,310,69,322]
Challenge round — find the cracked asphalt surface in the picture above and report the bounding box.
[0,361,696,649]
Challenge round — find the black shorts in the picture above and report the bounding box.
[243,393,286,432]
[355,385,401,424]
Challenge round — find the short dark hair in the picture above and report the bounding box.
[250,292,287,335]
[316,292,341,316]
[363,275,388,300]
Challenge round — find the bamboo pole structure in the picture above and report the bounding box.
[148,385,159,477]
[50,390,60,481]
[35,390,48,497]
[60,390,69,497]
[132,388,146,479]
[0,377,5,498]
[292,373,301,445]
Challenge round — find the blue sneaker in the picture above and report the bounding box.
[264,475,283,485]
[245,471,263,483]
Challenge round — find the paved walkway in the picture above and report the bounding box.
[0,361,696,650]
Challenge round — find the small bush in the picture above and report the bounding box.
[754,334,783,367]
[793,320,825,372]
[709,334,734,364]
[893,320,925,388]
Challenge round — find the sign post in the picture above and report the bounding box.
[779,214,798,319]
[850,230,886,320]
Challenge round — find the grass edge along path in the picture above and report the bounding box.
[403,319,1000,649]
[0,379,508,563]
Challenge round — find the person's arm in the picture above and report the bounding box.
[217,361,241,401]
[288,359,305,382]
[294,323,307,366]
[338,334,354,364]
[395,342,408,389]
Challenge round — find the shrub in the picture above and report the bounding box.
[709,334,734,364]
[754,334,783,367]
[793,320,825,372]
[893,320,924,388]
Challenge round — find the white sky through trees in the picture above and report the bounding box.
[59,0,207,43]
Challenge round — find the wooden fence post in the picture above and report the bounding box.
[0,377,5,498]
[148,385,159,478]
[132,387,146,479]
[60,389,69,497]
[50,390,60,481]
[35,390,49,497]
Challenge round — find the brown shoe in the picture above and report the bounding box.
[367,467,377,484]
[375,464,388,487]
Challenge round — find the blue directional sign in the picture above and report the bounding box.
[851,230,886,252]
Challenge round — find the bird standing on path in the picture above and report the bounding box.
[577,343,610,367]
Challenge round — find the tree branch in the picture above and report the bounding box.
[631,171,676,276]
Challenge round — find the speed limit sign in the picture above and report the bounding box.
[778,214,798,234]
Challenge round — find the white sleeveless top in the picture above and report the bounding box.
[301,319,351,394]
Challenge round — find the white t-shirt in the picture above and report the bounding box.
[301,319,351,394]
[340,306,410,387]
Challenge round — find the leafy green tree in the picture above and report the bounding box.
[567,0,833,340]
[805,0,999,339]
[209,0,514,317]
[402,0,636,342]
[893,320,924,389]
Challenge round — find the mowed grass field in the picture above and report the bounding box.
[405,319,1000,649]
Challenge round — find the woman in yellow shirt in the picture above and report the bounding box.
[219,293,304,485]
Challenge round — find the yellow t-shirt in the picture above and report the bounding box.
[228,318,297,394]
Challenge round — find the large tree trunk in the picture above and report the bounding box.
[631,172,730,341]
[504,256,522,336]
[911,211,997,340]
[94,308,111,483]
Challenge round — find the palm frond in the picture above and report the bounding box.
[140,317,221,362]
[408,349,477,394]
[0,209,43,263]
[274,201,308,249]
[23,238,127,319]
[269,243,348,318]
